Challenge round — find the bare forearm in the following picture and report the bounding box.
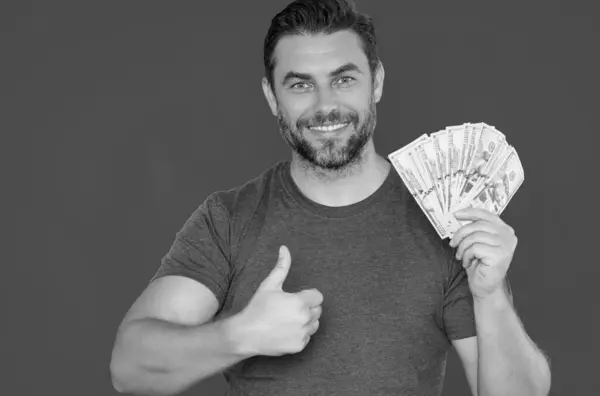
[110,315,253,396]
[474,288,551,396]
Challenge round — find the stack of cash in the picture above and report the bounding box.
[388,123,524,239]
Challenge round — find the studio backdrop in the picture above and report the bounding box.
[6,1,599,395]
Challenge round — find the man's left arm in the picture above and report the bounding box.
[475,280,551,396]
[450,208,551,396]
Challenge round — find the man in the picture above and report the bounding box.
[110,1,551,395]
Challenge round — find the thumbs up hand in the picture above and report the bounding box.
[236,246,323,356]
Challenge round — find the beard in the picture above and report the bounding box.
[276,94,377,178]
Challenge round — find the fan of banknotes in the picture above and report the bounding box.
[388,122,524,240]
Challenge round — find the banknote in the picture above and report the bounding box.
[454,124,506,209]
[431,129,449,212]
[453,146,524,216]
[389,122,524,239]
[403,138,464,235]
[389,134,449,238]
[415,137,446,212]
[446,124,468,212]
[457,122,484,196]
[456,123,474,198]
[460,143,512,206]
[462,135,512,207]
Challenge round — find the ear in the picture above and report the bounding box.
[372,61,385,103]
[262,77,278,117]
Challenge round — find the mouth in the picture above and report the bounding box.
[308,122,350,132]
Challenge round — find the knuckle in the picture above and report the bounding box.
[309,289,323,304]
[292,342,304,353]
[300,309,311,324]
[293,296,306,310]
[291,332,306,350]
[316,294,324,305]
[315,306,322,317]
[299,336,309,350]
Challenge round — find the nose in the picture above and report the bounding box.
[314,87,338,115]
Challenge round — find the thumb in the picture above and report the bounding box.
[260,245,291,290]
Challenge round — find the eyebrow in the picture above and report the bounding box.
[281,62,363,86]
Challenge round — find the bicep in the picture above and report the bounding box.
[453,336,479,396]
[121,275,220,328]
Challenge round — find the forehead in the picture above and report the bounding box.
[272,30,369,79]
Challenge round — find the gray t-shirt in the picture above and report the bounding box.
[152,159,477,396]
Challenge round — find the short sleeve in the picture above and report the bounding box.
[440,239,516,342]
[150,193,233,309]
[441,242,478,342]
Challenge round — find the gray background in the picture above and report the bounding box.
[5,1,599,395]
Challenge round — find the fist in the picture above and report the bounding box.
[238,245,323,356]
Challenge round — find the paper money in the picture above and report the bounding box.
[415,138,445,211]
[431,130,449,212]
[454,124,506,209]
[389,122,524,239]
[389,135,450,239]
[453,146,524,215]
[446,124,468,212]
[457,122,484,196]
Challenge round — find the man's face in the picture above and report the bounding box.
[263,30,383,171]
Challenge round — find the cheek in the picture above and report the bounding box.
[281,98,312,124]
[344,90,371,114]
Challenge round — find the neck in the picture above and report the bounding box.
[289,141,391,207]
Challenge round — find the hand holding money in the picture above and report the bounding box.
[388,122,524,240]
[449,207,518,300]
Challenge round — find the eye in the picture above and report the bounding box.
[291,82,311,90]
[337,76,355,85]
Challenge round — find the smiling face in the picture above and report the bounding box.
[263,30,384,172]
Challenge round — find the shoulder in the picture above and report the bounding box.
[169,160,284,265]
[178,160,284,231]
[207,159,285,220]
[187,160,284,250]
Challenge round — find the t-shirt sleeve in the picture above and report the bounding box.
[150,193,233,309]
[441,241,478,342]
[441,240,515,341]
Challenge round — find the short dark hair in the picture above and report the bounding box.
[263,0,380,89]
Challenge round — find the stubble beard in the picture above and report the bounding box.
[276,94,377,182]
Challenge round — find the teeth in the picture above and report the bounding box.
[310,123,348,132]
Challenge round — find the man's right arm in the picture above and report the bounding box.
[109,275,255,396]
